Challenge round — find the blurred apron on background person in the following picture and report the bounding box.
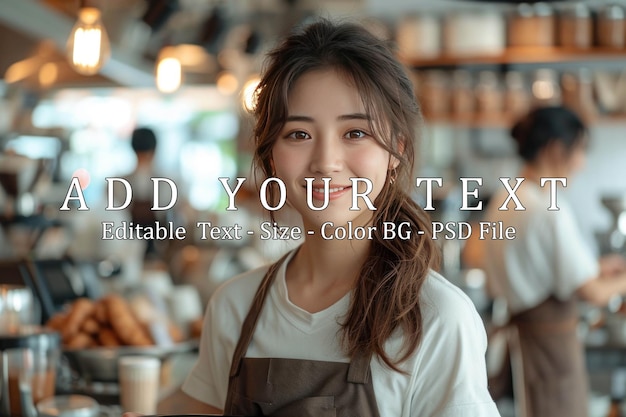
[508,296,589,417]
[223,256,381,417]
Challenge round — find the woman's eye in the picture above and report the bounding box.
[345,130,367,139]
[287,131,310,140]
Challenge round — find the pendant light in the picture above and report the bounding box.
[155,46,182,94]
[242,75,260,112]
[66,3,111,75]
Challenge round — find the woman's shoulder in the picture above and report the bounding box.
[207,263,271,311]
[419,270,486,337]
[421,270,477,309]
[398,270,489,379]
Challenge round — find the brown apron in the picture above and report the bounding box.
[510,296,589,417]
[223,255,381,417]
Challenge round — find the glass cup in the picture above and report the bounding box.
[6,347,58,417]
[0,285,41,334]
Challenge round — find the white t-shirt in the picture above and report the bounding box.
[182,250,499,417]
[483,182,599,314]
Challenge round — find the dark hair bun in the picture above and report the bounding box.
[510,106,587,162]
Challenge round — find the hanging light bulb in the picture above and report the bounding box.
[242,75,260,112]
[66,7,111,75]
[156,46,182,94]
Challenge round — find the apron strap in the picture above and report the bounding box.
[347,351,373,384]
[228,252,291,378]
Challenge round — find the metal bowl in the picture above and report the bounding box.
[62,339,198,383]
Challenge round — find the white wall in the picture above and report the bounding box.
[567,123,626,252]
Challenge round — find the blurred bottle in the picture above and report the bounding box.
[504,71,530,119]
[475,71,503,116]
[451,70,474,119]
[531,68,562,107]
[418,70,450,119]
[562,68,597,123]
[607,368,626,417]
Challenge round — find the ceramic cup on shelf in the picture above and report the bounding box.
[396,14,441,60]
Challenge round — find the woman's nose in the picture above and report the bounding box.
[309,137,343,174]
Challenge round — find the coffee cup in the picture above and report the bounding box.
[118,356,161,414]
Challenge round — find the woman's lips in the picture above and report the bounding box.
[306,184,352,201]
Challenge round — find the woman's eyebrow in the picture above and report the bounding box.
[285,115,313,122]
[285,113,371,122]
[338,113,370,121]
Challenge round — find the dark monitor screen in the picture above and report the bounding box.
[0,259,31,287]
[28,258,86,322]
[33,260,78,302]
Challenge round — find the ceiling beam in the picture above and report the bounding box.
[0,0,156,87]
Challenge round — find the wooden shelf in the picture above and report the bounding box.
[423,113,626,128]
[403,47,626,68]
[424,114,515,128]
[410,48,626,128]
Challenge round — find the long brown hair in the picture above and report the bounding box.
[252,19,440,371]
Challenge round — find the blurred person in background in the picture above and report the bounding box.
[115,127,180,260]
[482,105,626,417]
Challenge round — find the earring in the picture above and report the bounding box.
[389,168,397,185]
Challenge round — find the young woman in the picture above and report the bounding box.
[165,19,498,416]
[482,106,626,417]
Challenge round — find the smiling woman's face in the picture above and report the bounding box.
[271,68,394,230]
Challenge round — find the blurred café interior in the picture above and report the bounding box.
[2,0,626,416]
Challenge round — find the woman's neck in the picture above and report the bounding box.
[285,235,370,313]
[520,163,556,185]
[294,236,369,283]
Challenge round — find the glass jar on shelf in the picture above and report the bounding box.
[558,2,592,49]
[450,70,474,118]
[561,68,597,122]
[508,2,556,47]
[504,71,531,119]
[597,4,625,49]
[417,70,450,120]
[475,71,503,117]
